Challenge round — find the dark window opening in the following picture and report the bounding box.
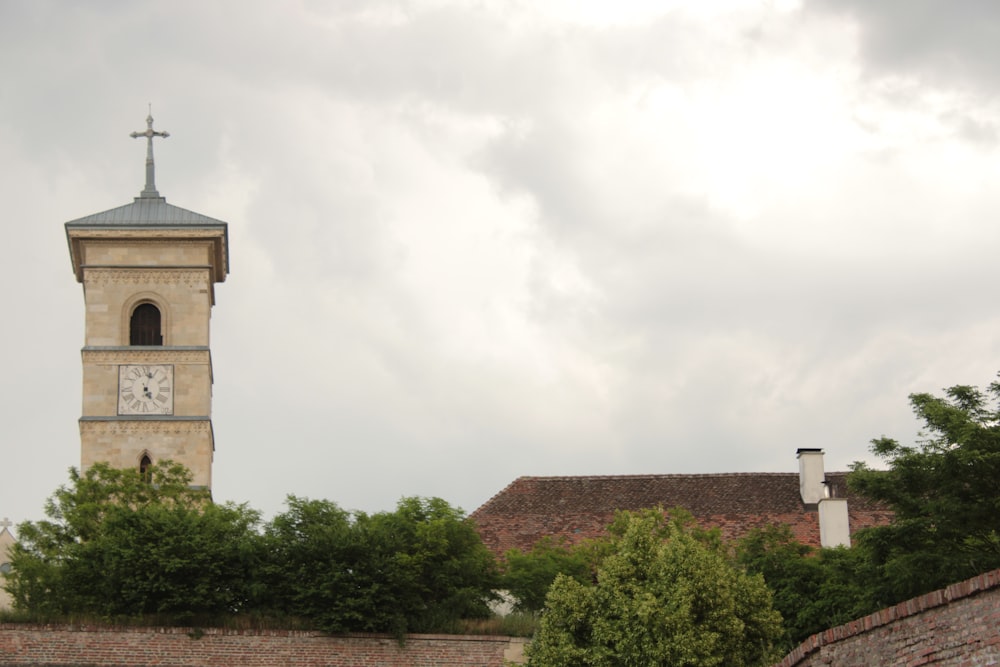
[139,454,153,482]
[130,303,162,345]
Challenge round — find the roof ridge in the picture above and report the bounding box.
[516,472,803,481]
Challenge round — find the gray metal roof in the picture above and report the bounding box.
[64,195,228,228]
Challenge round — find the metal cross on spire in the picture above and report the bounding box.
[0,517,11,531]
[130,105,169,198]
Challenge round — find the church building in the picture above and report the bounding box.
[63,113,229,491]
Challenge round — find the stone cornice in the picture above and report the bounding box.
[82,267,211,288]
[79,418,213,435]
[67,228,228,284]
[81,347,210,364]
[67,228,225,241]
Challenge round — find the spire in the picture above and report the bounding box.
[130,105,169,199]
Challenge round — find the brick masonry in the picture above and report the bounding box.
[0,626,527,666]
[3,571,996,666]
[774,568,1000,667]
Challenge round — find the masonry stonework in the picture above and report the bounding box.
[774,568,1000,667]
[0,628,527,667]
[78,420,214,487]
[80,349,212,417]
[82,266,213,346]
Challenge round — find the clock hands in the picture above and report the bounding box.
[141,370,157,399]
[119,365,173,415]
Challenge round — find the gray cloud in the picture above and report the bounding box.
[807,0,1000,92]
[1,1,998,525]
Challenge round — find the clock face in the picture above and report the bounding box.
[118,364,174,415]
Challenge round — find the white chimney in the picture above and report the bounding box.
[797,449,852,548]
[819,497,851,548]
[797,448,825,505]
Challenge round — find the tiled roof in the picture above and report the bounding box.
[471,473,892,558]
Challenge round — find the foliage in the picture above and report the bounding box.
[3,465,502,633]
[454,611,539,637]
[739,374,1000,650]
[849,377,1000,602]
[736,524,877,649]
[527,509,783,667]
[256,496,356,630]
[501,536,599,613]
[5,462,261,621]
[261,495,499,635]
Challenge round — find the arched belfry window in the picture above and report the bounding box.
[130,303,162,346]
[139,454,153,482]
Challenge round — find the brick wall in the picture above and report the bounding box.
[0,625,527,666]
[774,568,1000,667]
[7,570,998,666]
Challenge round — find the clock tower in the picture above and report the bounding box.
[65,113,229,491]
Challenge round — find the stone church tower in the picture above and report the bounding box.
[64,113,229,491]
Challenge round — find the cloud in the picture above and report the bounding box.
[807,0,1000,90]
[2,0,1000,524]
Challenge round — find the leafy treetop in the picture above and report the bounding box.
[850,377,1000,601]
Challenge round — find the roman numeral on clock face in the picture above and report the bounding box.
[118,364,174,415]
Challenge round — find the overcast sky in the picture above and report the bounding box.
[2,0,999,527]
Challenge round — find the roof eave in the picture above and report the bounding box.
[65,223,230,284]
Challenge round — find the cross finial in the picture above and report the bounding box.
[0,517,11,531]
[130,105,169,199]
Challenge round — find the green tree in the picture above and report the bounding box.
[374,496,499,632]
[527,509,782,667]
[736,524,877,649]
[258,496,360,629]
[262,496,498,634]
[5,462,262,621]
[501,536,599,613]
[850,377,1000,602]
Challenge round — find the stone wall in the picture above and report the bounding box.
[0,625,527,666]
[775,568,1000,666]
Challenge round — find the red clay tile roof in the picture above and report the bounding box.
[470,473,892,558]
